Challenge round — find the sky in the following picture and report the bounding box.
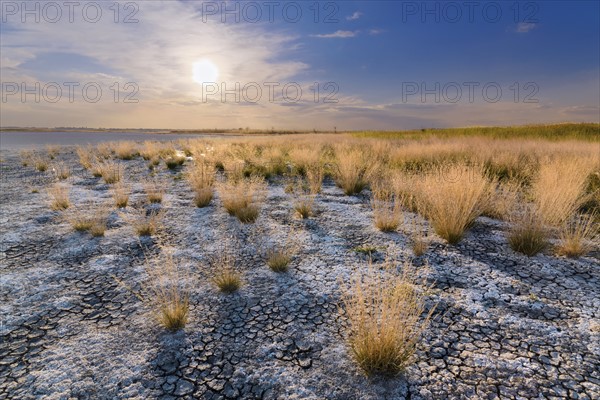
[1,0,599,130]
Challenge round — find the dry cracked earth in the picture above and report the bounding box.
[1,147,599,399]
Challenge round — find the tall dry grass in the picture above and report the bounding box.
[411,164,491,244]
[371,181,403,232]
[48,183,70,210]
[217,175,266,223]
[342,262,434,376]
[556,213,598,258]
[532,157,597,226]
[334,145,379,195]
[188,161,216,207]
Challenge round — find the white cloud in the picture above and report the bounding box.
[346,12,362,21]
[311,30,358,39]
[369,29,383,36]
[515,22,537,33]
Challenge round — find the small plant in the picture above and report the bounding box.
[217,176,266,223]
[353,246,378,256]
[164,155,186,170]
[411,233,429,257]
[76,146,96,169]
[122,207,164,237]
[66,201,110,235]
[111,181,130,208]
[306,164,324,194]
[371,183,403,232]
[32,155,49,172]
[556,213,598,258]
[213,268,242,293]
[52,162,70,180]
[341,262,434,376]
[264,231,297,272]
[96,161,122,184]
[267,249,292,272]
[144,179,165,204]
[19,150,32,166]
[508,207,548,256]
[46,145,59,159]
[188,161,215,208]
[140,246,190,331]
[48,183,70,210]
[294,196,314,219]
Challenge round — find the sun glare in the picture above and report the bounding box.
[192,60,219,84]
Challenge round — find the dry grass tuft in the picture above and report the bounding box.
[533,157,596,226]
[66,201,110,235]
[188,161,215,208]
[76,146,96,169]
[32,155,49,172]
[266,249,292,272]
[111,181,130,208]
[113,141,138,160]
[139,246,190,331]
[122,207,165,237]
[211,252,242,293]
[342,262,434,376]
[48,183,70,210]
[371,182,403,232]
[46,145,60,159]
[413,164,490,244]
[52,162,71,180]
[96,161,122,184]
[334,146,378,195]
[144,179,166,204]
[556,213,598,258]
[508,207,548,256]
[217,176,266,223]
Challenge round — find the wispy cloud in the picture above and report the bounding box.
[515,22,537,33]
[311,30,358,39]
[369,29,384,36]
[346,12,362,21]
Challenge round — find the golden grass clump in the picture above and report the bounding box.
[217,175,266,223]
[32,155,49,172]
[122,207,165,237]
[412,164,490,244]
[556,213,598,258]
[188,161,216,208]
[46,145,60,159]
[76,146,96,170]
[481,181,521,221]
[113,141,138,160]
[111,181,130,208]
[52,162,71,180]
[211,252,242,293]
[342,262,434,376]
[140,141,161,160]
[533,157,596,226]
[19,150,32,166]
[371,182,403,232]
[334,146,379,195]
[96,161,122,184]
[267,249,292,272]
[145,247,190,331]
[48,183,70,210]
[66,201,110,236]
[508,207,548,256]
[164,154,186,170]
[144,179,166,204]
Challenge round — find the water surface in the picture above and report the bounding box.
[0,131,215,150]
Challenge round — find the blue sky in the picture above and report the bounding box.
[1,1,598,129]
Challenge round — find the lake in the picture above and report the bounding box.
[0,131,218,150]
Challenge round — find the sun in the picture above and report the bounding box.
[192,60,219,84]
